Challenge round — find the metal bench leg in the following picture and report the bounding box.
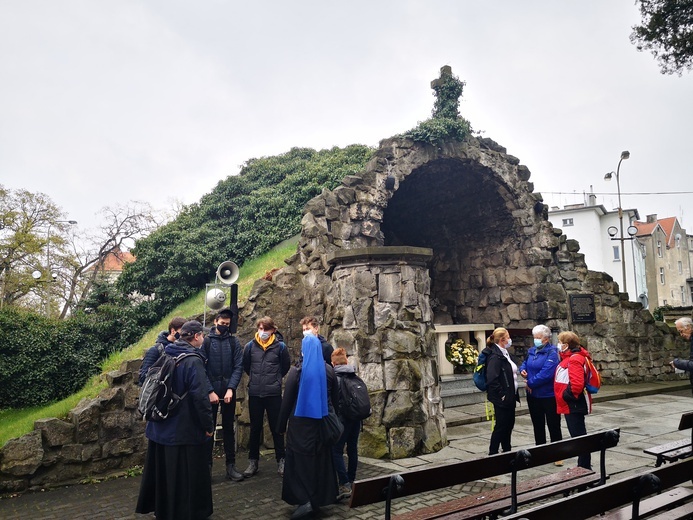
[384,474,404,520]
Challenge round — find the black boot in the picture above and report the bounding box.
[226,463,244,482]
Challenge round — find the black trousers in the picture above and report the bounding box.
[489,404,515,455]
[207,395,237,466]
[526,394,562,445]
[565,413,591,469]
[247,395,285,461]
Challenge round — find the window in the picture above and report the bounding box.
[663,299,668,305]
[562,218,574,227]
[660,268,665,284]
[676,235,681,248]
[679,261,683,274]
[657,241,663,257]
[613,246,620,261]
[681,286,686,304]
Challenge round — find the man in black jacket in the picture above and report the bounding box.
[300,316,334,364]
[672,317,693,395]
[202,308,245,481]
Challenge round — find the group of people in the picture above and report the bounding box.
[135,312,362,520]
[484,317,693,470]
[484,325,595,469]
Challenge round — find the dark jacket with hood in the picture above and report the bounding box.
[672,335,693,394]
[201,326,244,397]
[243,331,291,398]
[145,340,214,446]
[138,330,172,386]
[318,334,334,365]
[485,343,520,409]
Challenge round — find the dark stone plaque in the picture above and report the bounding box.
[569,294,596,323]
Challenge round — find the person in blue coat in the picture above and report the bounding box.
[201,307,245,481]
[136,320,214,520]
[520,324,562,448]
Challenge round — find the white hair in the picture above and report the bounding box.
[675,317,693,329]
[532,324,552,339]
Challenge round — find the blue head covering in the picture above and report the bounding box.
[294,335,328,419]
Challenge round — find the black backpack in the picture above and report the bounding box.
[338,374,372,421]
[138,352,201,422]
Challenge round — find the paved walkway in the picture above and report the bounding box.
[0,381,690,519]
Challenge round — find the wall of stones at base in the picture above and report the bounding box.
[0,360,146,493]
[327,261,444,459]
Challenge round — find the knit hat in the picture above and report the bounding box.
[331,347,348,366]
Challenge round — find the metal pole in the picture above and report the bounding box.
[616,158,627,294]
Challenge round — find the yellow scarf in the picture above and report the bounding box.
[255,332,275,350]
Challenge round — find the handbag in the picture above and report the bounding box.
[320,406,344,446]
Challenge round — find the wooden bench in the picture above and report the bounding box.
[502,456,693,520]
[644,412,693,467]
[349,428,620,520]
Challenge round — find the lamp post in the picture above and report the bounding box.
[604,151,630,293]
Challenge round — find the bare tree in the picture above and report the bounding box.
[56,202,157,318]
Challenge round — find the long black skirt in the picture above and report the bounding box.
[135,440,212,520]
[282,416,337,507]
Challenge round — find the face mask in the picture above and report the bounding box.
[506,338,512,347]
[216,325,229,335]
[303,330,314,337]
[533,338,543,347]
[259,331,271,341]
[558,342,568,352]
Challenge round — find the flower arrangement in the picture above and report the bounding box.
[445,339,478,372]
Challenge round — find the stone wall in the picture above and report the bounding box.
[236,134,690,458]
[0,360,145,494]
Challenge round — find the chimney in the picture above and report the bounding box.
[646,214,658,223]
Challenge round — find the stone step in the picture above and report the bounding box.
[440,374,527,409]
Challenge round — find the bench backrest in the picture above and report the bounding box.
[678,411,693,430]
[349,428,620,508]
[503,456,693,520]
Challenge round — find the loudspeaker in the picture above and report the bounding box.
[216,261,239,286]
[205,288,226,310]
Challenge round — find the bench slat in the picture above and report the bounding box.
[501,457,693,520]
[644,439,691,457]
[647,500,693,520]
[350,429,619,508]
[392,468,595,520]
[599,487,693,520]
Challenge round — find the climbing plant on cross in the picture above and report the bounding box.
[430,65,465,120]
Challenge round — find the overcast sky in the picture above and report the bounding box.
[1,1,692,237]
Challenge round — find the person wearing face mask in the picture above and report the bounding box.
[520,325,563,462]
[201,307,245,481]
[136,320,214,520]
[484,327,520,455]
[138,316,187,386]
[242,316,291,478]
[554,331,593,470]
[300,316,334,364]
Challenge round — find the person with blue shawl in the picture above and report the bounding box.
[277,333,339,519]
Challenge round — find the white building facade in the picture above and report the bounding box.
[548,201,647,307]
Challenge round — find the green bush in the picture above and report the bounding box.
[118,145,374,318]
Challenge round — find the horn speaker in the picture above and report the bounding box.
[205,288,226,310]
[216,261,239,286]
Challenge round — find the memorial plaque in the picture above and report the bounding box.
[569,293,596,323]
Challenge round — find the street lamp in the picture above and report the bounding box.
[604,150,631,293]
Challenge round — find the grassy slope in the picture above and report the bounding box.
[0,237,299,447]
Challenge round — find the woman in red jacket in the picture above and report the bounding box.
[554,331,593,469]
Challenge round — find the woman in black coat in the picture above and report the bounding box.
[277,334,339,519]
[484,327,520,455]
